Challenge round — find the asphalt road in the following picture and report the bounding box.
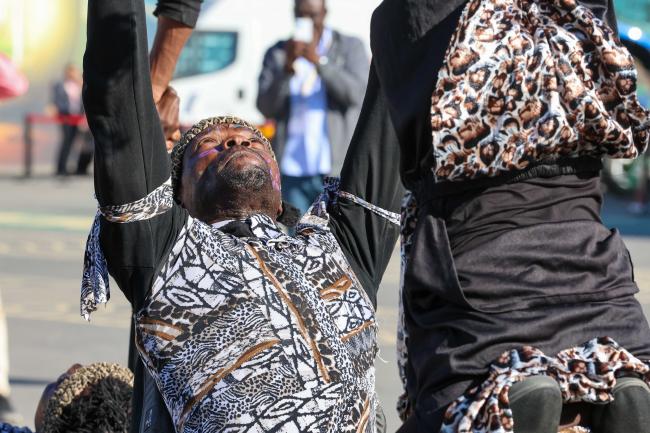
[0,174,649,431]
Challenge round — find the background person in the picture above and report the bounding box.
[52,64,85,176]
[256,0,369,214]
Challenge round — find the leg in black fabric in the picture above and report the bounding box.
[56,124,78,175]
[591,377,650,433]
[509,376,562,433]
[75,132,94,175]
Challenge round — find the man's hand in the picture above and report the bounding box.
[149,15,191,152]
[302,42,319,65]
[156,86,181,152]
[284,40,308,74]
[150,16,193,103]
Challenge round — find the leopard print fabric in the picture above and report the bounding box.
[80,179,173,320]
[396,191,417,422]
[431,0,650,182]
[440,337,650,433]
[136,208,379,432]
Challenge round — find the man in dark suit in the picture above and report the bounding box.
[53,63,92,176]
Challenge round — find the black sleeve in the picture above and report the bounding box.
[83,0,186,309]
[317,36,369,109]
[154,0,203,27]
[328,62,404,308]
[256,43,292,119]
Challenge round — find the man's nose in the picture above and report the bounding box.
[225,137,251,148]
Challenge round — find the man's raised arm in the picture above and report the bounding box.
[83,0,173,206]
[328,62,404,308]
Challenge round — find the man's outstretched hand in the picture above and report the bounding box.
[156,86,181,152]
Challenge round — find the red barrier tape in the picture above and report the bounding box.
[25,113,86,126]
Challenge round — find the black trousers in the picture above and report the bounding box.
[75,131,94,175]
[55,124,78,175]
[510,375,650,433]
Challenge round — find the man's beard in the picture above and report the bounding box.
[219,163,270,193]
[194,162,276,221]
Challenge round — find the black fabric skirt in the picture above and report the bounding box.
[401,174,650,431]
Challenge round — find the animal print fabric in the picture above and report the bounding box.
[396,191,417,422]
[80,179,174,320]
[440,337,650,433]
[431,0,650,182]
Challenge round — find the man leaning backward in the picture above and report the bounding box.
[80,0,402,432]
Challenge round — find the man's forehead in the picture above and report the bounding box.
[295,0,325,11]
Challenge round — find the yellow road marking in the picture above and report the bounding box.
[0,212,92,232]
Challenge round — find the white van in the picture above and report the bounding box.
[167,0,381,126]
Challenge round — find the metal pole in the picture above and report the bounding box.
[23,115,32,178]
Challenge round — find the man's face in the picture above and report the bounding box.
[64,65,81,83]
[294,0,326,37]
[180,124,282,222]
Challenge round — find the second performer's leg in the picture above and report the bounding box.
[509,376,562,433]
[591,377,650,433]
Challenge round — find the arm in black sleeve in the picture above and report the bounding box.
[83,0,185,308]
[256,44,292,119]
[318,36,369,108]
[328,62,404,307]
[154,0,203,27]
[84,0,170,206]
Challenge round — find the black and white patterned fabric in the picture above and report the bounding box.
[81,178,398,432]
[80,179,174,320]
[0,424,32,433]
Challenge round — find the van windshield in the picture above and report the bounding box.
[174,31,238,79]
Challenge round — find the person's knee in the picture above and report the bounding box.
[591,377,650,433]
[510,376,562,433]
[609,377,650,412]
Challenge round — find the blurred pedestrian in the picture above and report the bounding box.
[257,0,369,214]
[52,64,86,176]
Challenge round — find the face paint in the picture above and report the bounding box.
[260,152,281,192]
[197,147,219,160]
